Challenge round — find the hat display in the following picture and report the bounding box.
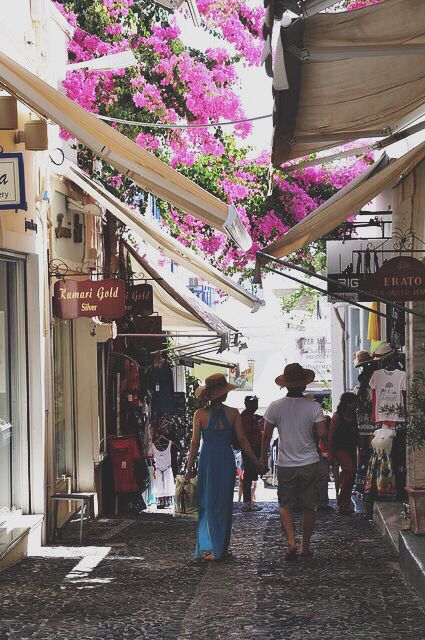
[372,343,395,359]
[353,350,373,368]
[275,363,315,389]
[195,373,236,401]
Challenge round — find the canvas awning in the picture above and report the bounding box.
[259,142,425,262]
[271,0,425,165]
[123,240,237,350]
[0,50,251,250]
[63,163,262,310]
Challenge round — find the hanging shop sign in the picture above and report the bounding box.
[358,256,425,303]
[327,238,392,302]
[125,283,153,317]
[53,278,126,319]
[0,153,27,210]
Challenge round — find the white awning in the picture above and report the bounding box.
[64,163,262,310]
[260,142,425,260]
[0,50,251,250]
[271,0,425,165]
[124,240,237,346]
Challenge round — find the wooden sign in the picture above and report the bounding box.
[358,256,425,302]
[53,279,125,319]
[0,153,26,210]
[125,284,153,317]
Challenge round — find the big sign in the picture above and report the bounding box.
[125,283,153,316]
[358,256,425,302]
[53,279,126,319]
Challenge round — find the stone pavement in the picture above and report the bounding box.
[1,502,424,640]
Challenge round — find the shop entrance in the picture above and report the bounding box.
[0,255,28,514]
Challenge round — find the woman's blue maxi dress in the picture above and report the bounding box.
[195,406,237,560]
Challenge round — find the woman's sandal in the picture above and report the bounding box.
[202,551,216,561]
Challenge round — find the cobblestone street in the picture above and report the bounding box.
[1,502,424,640]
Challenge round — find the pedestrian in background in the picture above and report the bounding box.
[328,392,359,515]
[261,364,327,561]
[240,395,263,512]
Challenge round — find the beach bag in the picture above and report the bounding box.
[174,475,198,519]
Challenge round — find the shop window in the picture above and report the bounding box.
[0,256,27,511]
[53,321,76,480]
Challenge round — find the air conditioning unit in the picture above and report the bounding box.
[189,277,199,287]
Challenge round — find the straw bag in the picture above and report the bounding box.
[174,474,198,519]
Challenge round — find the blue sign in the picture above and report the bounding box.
[0,153,27,210]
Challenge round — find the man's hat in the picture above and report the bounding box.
[275,363,315,389]
[245,395,259,403]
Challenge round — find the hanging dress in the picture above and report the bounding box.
[195,406,237,560]
[151,442,175,498]
[363,429,396,503]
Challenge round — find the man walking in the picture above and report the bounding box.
[240,396,263,512]
[261,364,327,561]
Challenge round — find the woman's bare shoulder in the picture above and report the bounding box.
[224,405,239,417]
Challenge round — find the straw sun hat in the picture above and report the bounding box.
[275,363,315,389]
[353,351,373,368]
[195,373,236,402]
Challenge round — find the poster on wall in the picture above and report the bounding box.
[53,278,126,319]
[0,153,27,210]
[229,360,255,391]
[296,336,332,383]
[327,238,392,302]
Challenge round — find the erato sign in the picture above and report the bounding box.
[53,279,126,319]
[358,256,425,302]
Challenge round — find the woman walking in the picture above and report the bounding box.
[328,392,359,515]
[185,374,266,561]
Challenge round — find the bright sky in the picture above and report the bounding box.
[176,10,274,154]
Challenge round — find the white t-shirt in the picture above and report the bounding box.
[264,397,324,467]
[369,369,406,423]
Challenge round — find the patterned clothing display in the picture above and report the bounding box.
[369,369,406,423]
[353,384,375,435]
[363,451,396,502]
[363,428,396,502]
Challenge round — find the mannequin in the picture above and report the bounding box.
[363,426,396,502]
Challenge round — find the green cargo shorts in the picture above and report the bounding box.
[277,462,320,511]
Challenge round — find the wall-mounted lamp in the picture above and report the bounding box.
[15,119,48,150]
[0,96,18,130]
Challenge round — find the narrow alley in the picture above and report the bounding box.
[1,503,424,640]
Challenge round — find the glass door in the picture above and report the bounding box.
[0,256,27,512]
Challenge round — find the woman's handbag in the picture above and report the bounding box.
[174,474,198,519]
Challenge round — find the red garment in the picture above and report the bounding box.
[241,410,263,448]
[109,435,141,493]
[335,449,357,511]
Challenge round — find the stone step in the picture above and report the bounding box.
[0,514,44,571]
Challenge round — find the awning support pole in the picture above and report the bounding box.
[258,251,425,321]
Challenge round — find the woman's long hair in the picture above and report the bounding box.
[336,392,358,417]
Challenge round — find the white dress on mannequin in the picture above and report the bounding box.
[151,442,175,498]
